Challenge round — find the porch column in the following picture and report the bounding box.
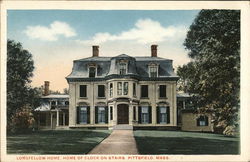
[113,101,117,125]
[63,112,65,126]
[183,100,186,109]
[50,113,53,129]
[56,109,59,127]
[129,101,133,125]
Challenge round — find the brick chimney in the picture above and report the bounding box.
[44,81,50,96]
[151,45,158,57]
[92,46,99,57]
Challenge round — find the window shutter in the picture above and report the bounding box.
[138,106,141,124]
[156,106,160,124]
[197,117,200,126]
[205,116,209,126]
[167,106,170,124]
[87,106,90,124]
[76,106,80,124]
[95,106,98,124]
[148,106,152,123]
[105,106,108,124]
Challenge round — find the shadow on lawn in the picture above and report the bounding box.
[7,130,111,154]
[134,136,240,155]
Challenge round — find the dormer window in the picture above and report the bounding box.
[149,65,158,77]
[119,63,127,75]
[89,66,96,78]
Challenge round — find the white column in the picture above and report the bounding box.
[56,109,59,127]
[129,101,133,125]
[183,100,186,109]
[114,101,117,125]
[63,113,65,126]
[50,113,53,129]
[152,83,156,125]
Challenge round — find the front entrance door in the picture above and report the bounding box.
[117,104,129,124]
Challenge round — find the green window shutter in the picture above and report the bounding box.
[148,106,152,123]
[76,106,80,124]
[105,106,108,124]
[87,106,90,124]
[138,106,141,124]
[156,106,160,124]
[167,106,170,124]
[95,106,98,124]
[205,116,209,126]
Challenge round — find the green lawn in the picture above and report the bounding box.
[134,130,240,154]
[7,129,111,154]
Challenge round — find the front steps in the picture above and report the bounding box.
[113,124,133,130]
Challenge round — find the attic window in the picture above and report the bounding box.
[149,66,158,77]
[89,67,96,78]
[119,63,127,75]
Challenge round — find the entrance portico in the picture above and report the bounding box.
[108,98,139,127]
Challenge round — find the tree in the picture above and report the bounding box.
[182,10,240,135]
[176,62,196,93]
[7,40,40,130]
[63,88,69,94]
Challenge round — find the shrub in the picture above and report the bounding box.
[9,105,35,133]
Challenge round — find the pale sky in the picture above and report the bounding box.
[7,10,200,92]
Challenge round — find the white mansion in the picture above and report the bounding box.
[66,45,180,129]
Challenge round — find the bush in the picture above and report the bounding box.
[9,105,35,133]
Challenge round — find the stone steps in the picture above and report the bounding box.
[113,124,133,130]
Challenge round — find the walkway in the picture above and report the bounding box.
[88,130,138,154]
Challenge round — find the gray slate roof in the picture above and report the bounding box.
[66,54,179,81]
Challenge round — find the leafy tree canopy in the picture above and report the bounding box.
[178,10,240,134]
[7,40,40,125]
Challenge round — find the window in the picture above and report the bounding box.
[89,67,96,78]
[109,83,113,97]
[157,106,170,124]
[110,106,113,120]
[141,85,148,98]
[79,107,88,124]
[133,83,136,96]
[141,106,149,123]
[159,85,167,98]
[149,66,157,77]
[80,85,87,97]
[133,106,136,120]
[119,63,127,75]
[117,82,122,95]
[123,82,128,95]
[65,101,69,105]
[98,85,105,98]
[58,101,64,106]
[159,107,167,124]
[51,101,56,105]
[98,107,106,123]
[197,116,208,126]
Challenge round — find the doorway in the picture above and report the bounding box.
[117,104,129,124]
